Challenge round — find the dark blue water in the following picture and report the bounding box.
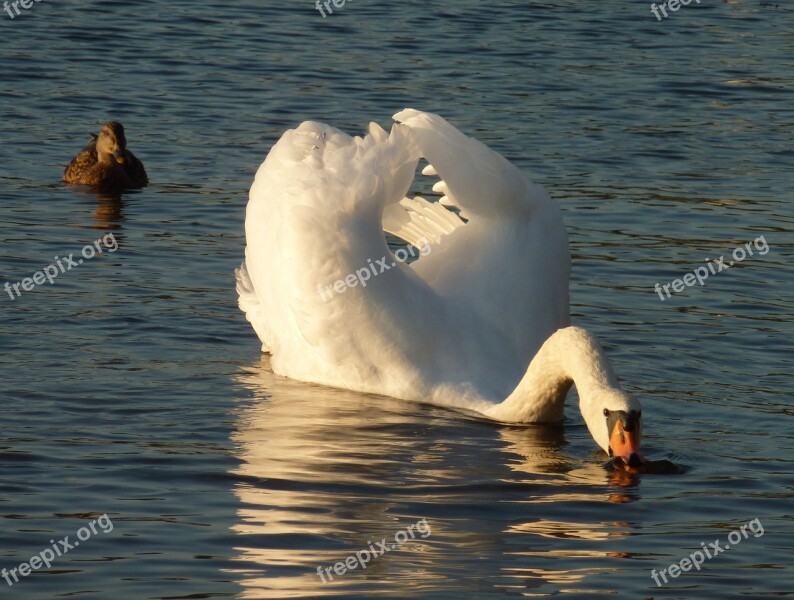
[1,1,792,598]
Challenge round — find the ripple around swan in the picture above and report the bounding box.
[0,0,792,598]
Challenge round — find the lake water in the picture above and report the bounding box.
[1,0,792,598]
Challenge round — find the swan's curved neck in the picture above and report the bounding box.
[486,327,620,422]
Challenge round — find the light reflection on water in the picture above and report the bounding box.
[229,358,653,598]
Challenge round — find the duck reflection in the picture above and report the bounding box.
[68,185,127,234]
[93,193,124,231]
[230,357,640,598]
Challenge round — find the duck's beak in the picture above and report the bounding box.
[609,420,645,468]
[113,148,126,164]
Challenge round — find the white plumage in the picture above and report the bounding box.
[237,109,643,459]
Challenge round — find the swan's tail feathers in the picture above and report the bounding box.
[235,259,272,353]
[383,195,465,248]
[393,109,549,218]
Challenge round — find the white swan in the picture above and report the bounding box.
[237,109,644,466]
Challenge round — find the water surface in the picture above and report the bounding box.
[1,1,792,598]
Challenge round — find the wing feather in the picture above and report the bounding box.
[241,120,445,394]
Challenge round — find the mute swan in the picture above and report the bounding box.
[64,122,148,190]
[237,109,644,467]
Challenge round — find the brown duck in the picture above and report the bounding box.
[64,122,148,190]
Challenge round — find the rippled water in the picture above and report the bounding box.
[1,1,792,598]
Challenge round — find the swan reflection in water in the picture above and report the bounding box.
[229,357,642,598]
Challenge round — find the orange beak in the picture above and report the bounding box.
[609,421,645,468]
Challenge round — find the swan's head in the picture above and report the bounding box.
[583,389,645,467]
[96,121,127,165]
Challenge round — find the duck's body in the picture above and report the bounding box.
[64,122,148,190]
[237,109,645,463]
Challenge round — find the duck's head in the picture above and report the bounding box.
[583,388,645,468]
[96,121,127,165]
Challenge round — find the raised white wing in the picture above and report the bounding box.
[239,119,458,398]
[238,110,570,405]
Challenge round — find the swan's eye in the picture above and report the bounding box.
[603,408,609,417]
